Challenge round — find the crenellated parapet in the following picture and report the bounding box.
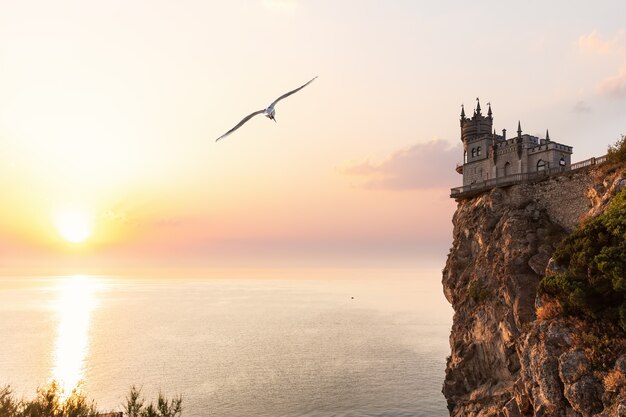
[456,100,574,189]
[460,98,493,144]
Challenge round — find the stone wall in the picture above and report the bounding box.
[498,168,596,232]
[463,158,491,185]
[527,146,572,171]
[496,146,523,177]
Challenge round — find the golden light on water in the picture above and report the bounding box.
[52,275,99,396]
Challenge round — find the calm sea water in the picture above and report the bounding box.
[0,270,452,417]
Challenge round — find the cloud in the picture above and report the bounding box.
[572,100,592,114]
[578,30,625,56]
[577,30,626,98]
[597,64,626,98]
[340,139,462,190]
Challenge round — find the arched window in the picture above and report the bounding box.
[504,162,511,176]
[464,150,467,163]
[477,146,482,156]
[471,148,476,157]
[559,157,566,167]
[537,159,547,172]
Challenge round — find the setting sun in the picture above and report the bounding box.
[54,209,93,244]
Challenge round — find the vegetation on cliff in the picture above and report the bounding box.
[539,188,626,331]
[0,383,182,417]
[606,134,626,165]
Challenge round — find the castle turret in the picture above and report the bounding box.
[460,98,493,144]
[454,101,575,193]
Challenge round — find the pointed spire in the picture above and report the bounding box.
[545,129,550,142]
[475,97,481,115]
[517,121,522,138]
[487,102,492,118]
[460,104,465,119]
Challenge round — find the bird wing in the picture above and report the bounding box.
[269,76,318,108]
[215,109,265,141]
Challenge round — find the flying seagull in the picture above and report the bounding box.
[215,76,318,142]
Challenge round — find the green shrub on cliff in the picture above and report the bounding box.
[539,190,626,331]
[606,134,626,165]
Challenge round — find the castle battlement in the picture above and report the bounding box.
[445,99,610,199]
[455,99,574,188]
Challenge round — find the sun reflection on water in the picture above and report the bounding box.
[51,275,100,396]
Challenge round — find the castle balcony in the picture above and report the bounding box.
[450,155,607,199]
[455,163,463,174]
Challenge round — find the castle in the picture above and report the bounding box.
[457,99,573,186]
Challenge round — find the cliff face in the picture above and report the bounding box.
[442,168,626,417]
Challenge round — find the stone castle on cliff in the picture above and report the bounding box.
[457,99,573,187]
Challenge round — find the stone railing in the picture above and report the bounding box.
[450,155,607,199]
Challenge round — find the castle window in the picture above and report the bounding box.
[537,159,547,172]
[471,148,476,157]
[477,146,482,156]
[504,162,511,176]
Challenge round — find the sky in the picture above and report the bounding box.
[0,0,624,274]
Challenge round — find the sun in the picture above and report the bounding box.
[54,209,93,244]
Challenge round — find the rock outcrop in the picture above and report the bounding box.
[442,167,626,416]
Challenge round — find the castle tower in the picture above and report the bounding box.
[459,99,494,186]
[460,98,493,145]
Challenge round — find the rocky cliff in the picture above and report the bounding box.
[442,166,626,417]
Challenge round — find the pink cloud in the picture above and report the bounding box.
[578,30,625,56]
[597,65,626,98]
[341,139,462,190]
[578,30,626,98]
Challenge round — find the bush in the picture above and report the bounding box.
[604,369,626,392]
[606,134,626,165]
[0,382,97,417]
[539,190,626,331]
[0,382,182,417]
[124,386,182,417]
[535,300,562,321]
[468,280,489,303]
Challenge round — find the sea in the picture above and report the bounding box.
[0,268,452,417]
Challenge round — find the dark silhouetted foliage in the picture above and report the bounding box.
[124,386,182,417]
[0,382,182,417]
[0,382,97,417]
